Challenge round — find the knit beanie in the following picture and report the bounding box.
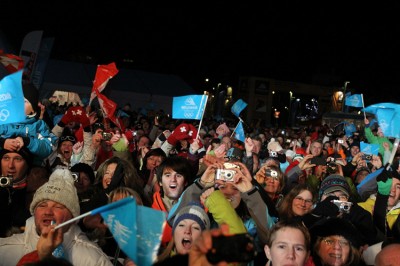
[22,83,39,116]
[310,217,362,248]
[318,174,350,200]
[267,138,283,152]
[0,147,33,166]
[70,162,95,184]
[30,168,80,217]
[172,202,210,233]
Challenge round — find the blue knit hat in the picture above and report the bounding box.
[172,202,210,233]
[318,174,350,200]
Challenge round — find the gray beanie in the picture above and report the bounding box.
[30,168,80,217]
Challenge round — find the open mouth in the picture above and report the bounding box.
[182,238,192,249]
[42,218,54,226]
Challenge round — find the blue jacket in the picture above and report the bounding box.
[0,116,57,165]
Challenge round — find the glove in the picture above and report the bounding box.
[167,123,192,146]
[60,106,76,125]
[75,106,90,128]
[112,137,129,152]
[105,163,125,194]
[312,196,339,217]
[377,165,393,195]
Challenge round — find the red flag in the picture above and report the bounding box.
[89,62,119,105]
[95,89,125,131]
[0,50,24,73]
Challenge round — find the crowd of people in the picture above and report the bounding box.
[1,67,400,266]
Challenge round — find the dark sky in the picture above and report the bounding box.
[3,2,400,103]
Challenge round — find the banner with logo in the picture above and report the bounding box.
[172,94,208,120]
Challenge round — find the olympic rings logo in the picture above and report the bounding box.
[0,109,10,121]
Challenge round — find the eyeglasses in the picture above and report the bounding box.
[294,196,313,206]
[322,238,350,248]
[60,136,76,142]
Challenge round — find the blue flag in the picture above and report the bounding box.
[345,93,363,107]
[172,94,208,120]
[362,102,400,138]
[357,167,383,195]
[94,197,165,266]
[234,121,245,142]
[0,70,25,124]
[360,141,379,155]
[344,122,356,137]
[231,99,247,117]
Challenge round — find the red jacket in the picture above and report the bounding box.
[151,191,172,246]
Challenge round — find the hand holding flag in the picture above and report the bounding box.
[55,197,165,266]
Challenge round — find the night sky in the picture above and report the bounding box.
[3,2,400,104]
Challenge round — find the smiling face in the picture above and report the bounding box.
[318,235,350,266]
[161,167,187,201]
[292,190,313,217]
[173,219,202,255]
[388,178,400,209]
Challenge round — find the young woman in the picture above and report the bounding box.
[278,184,315,222]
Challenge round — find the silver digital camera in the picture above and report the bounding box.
[265,169,278,178]
[0,175,13,188]
[332,200,352,213]
[215,169,236,182]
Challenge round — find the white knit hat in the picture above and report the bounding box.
[267,138,283,152]
[30,168,80,217]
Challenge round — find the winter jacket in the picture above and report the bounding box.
[0,117,57,165]
[0,216,112,266]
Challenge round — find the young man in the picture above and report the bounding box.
[152,156,194,247]
[0,148,33,237]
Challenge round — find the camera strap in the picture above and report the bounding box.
[12,177,27,189]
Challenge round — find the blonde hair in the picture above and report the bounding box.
[108,186,143,206]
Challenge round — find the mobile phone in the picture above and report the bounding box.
[338,139,344,144]
[206,233,257,264]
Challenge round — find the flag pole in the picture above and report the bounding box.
[361,93,366,120]
[54,211,93,230]
[387,138,400,169]
[196,95,208,139]
[55,197,134,230]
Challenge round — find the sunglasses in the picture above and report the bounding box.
[60,136,76,142]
